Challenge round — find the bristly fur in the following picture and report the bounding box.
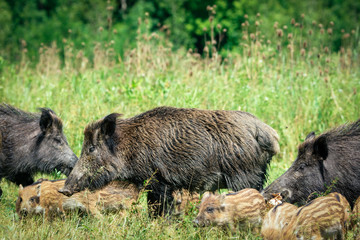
[263,118,360,208]
[63,106,280,216]
[0,103,78,195]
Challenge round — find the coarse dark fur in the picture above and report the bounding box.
[262,119,360,207]
[0,104,78,196]
[60,106,279,215]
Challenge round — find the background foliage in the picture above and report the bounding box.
[1,0,359,61]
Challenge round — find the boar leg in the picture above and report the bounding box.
[147,183,174,217]
[7,172,33,186]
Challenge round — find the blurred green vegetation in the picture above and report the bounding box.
[1,0,359,62]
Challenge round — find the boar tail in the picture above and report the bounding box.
[255,125,280,156]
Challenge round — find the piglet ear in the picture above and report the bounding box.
[201,191,212,201]
[175,192,182,204]
[219,193,226,203]
[39,108,54,132]
[101,113,122,136]
[220,193,227,211]
[313,135,328,160]
[36,184,41,196]
[19,184,23,191]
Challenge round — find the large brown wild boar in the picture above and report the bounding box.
[0,104,78,196]
[262,119,360,207]
[60,106,279,215]
[194,188,266,232]
[261,202,298,240]
[282,195,346,240]
[16,179,139,219]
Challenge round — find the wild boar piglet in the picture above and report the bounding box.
[282,195,346,240]
[261,202,298,240]
[16,179,139,219]
[194,188,266,232]
[350,195,360,232]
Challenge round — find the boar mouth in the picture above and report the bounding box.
[58,178,83,196]
[19,209,28,219]
[59,169,115,197]
[58,187,75,197]
[193,218,208,227]
[261,189,292,203]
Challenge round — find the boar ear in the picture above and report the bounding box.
[313,135,328,160]
[101,113,121,136]
[39,108,54,132]
[305,131,316,140]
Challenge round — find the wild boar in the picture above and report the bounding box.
[16,179,139,219]
[0,104,78,196]
[194,188,266,232]
[60,106,279,215]
[172,189,200,216]
[282,195,346,240]
[261,202,298,240]
[262,119,360,207]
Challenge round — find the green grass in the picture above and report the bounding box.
[0,23,359,239]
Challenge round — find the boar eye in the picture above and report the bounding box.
[206,207,215,213]
[54,137,62,144]
[89,146,95,152]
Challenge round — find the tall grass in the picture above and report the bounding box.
[0,12,359,239]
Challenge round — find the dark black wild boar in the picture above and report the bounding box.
[60,106,279,215]
[262,119,360,207]
[0,104,78,196]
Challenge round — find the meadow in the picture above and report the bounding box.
[0,14,359,239]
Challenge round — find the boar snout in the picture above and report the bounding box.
[58,188,73,197]
[19,209,28,218]
[55,154,78,176]
[280,189,291,200]
[261,188,292,202]
[193,218,199,226]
